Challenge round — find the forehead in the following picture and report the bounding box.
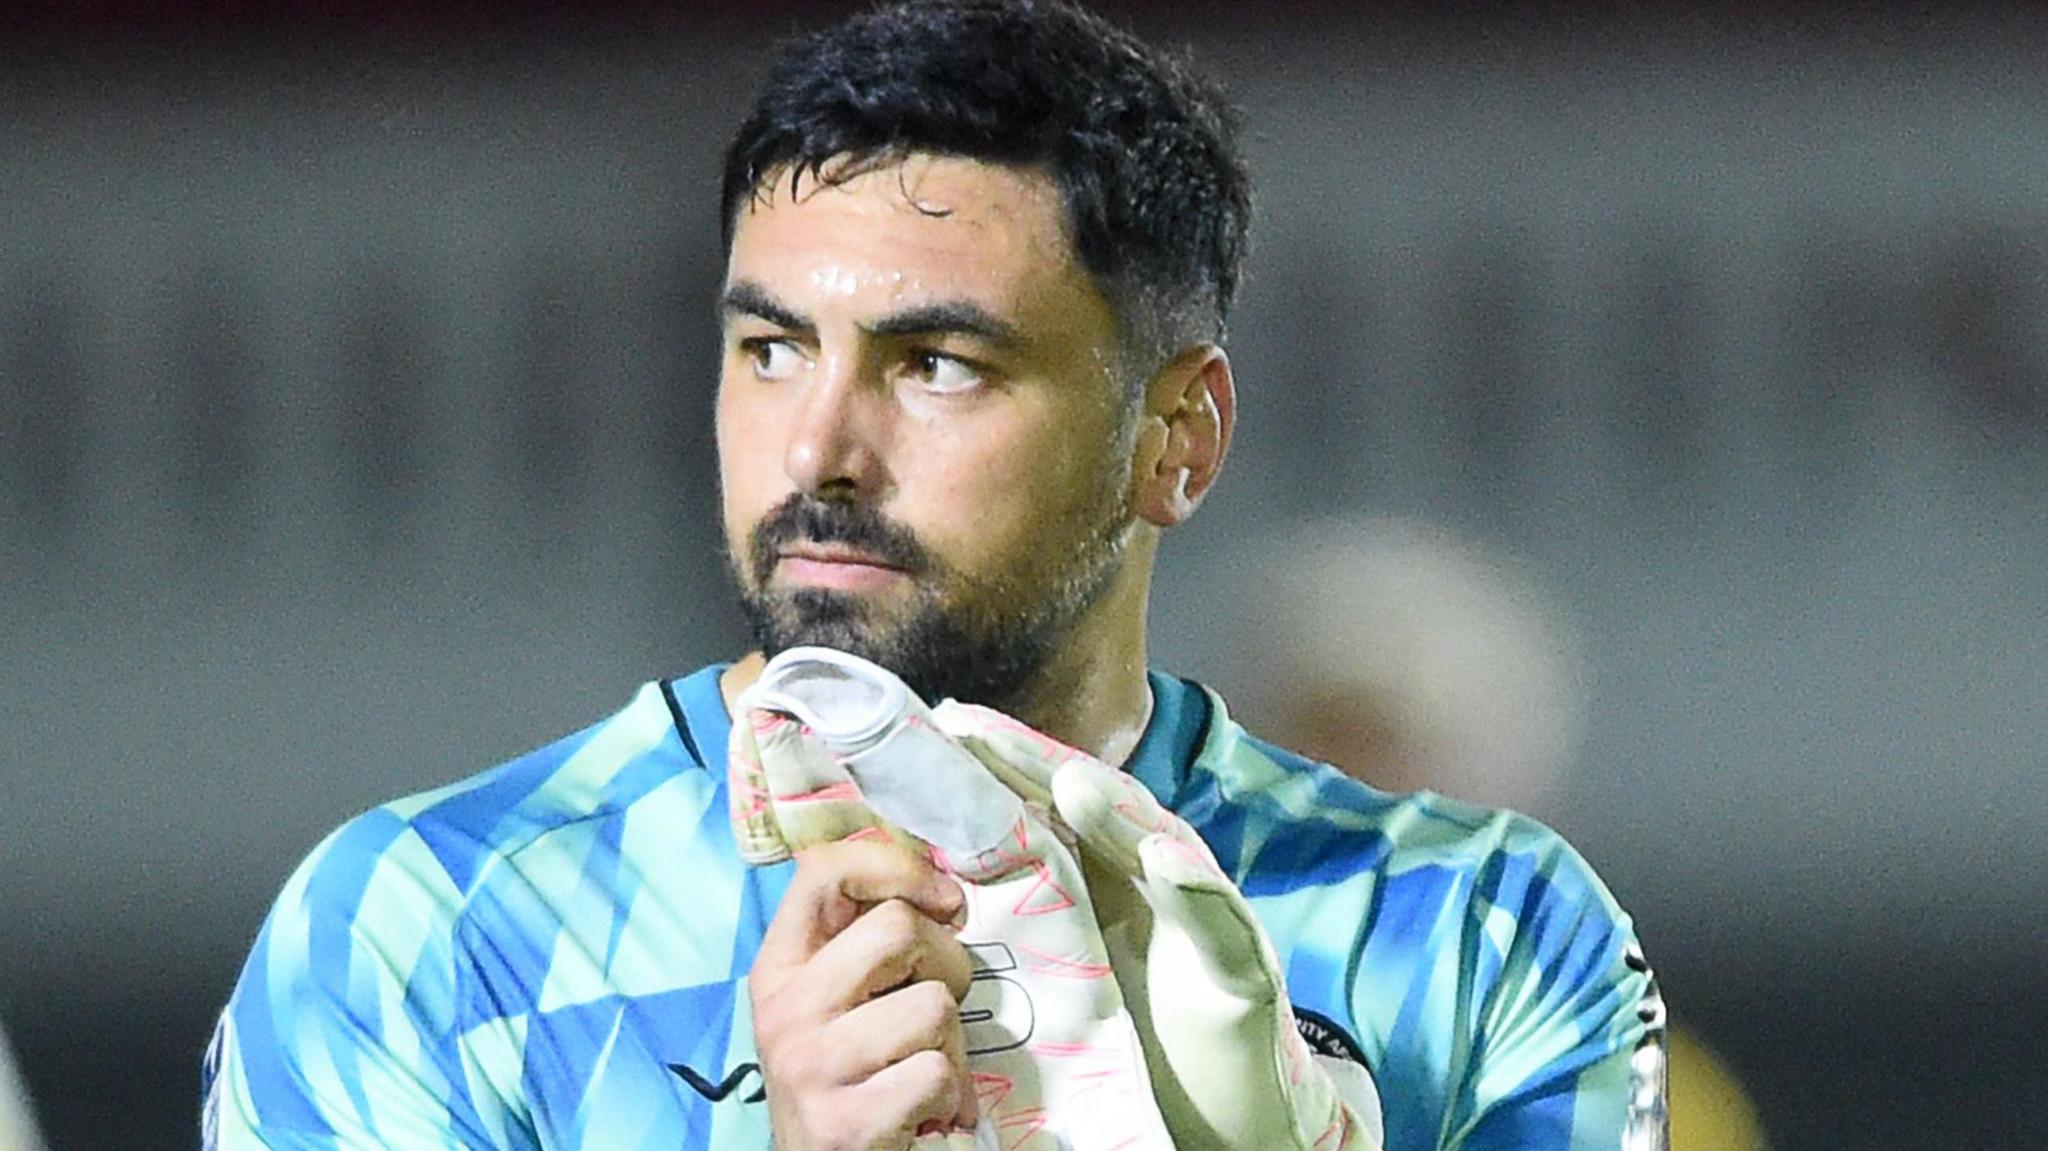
[726,154,1090,314]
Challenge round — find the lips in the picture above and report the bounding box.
[771,544,915,592]
[777,543,905,571]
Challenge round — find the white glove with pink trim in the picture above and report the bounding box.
[931,705,1386,1151]
[729,647,1174,1151]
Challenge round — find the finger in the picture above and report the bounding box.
[835,983,978,1138]
[804,897,976,1013]
[845,1047,964,1149]
[1048,757,1151,874]
[825,979,973,1118]
[749,710,887,850]
[754,839,965,982]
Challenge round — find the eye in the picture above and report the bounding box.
[742,337,806,382]
[904,349,984,395]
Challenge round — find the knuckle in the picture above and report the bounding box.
[900,1048,955,1095]
[906,978,957,1028]
[749,953,796,999]
[933,928,971,967]
[932,945,974,998]
[871,897,921,938]
[789,840,841,878]
[751,1009,788,1052]
[794,841,866,895]
[761,1038,811,1087]
[750,993,800,1052]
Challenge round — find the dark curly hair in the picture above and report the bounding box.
[720,0,1252,372]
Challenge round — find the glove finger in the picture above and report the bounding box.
[838,711,1025,864]
[930,701,1074,803]
[1314,1052,1386,1150]
[750,709,891,851]
[1046,756,1149,876]
[727,708,791,863]
[1138,832,1286,1008]
[1049,749,1204,867]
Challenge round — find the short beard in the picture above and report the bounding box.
[732,490,1130,713]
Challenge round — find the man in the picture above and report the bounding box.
[206,2,1661,1148]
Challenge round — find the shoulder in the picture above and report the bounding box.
[1183,686,1658,1145]
[245,676,717,1000]
[390,678,709,881]
[1184,683,1626,913]
[1181,682,1650,1028]
[1178,687,1608,901]
[210,672,746,1140]
[306,679,698,892]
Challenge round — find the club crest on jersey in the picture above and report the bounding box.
[1293,1006,1369,1068]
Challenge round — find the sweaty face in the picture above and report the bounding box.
[716,154,1136,710]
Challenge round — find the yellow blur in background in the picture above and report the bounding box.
[1671,1027,1769,1151]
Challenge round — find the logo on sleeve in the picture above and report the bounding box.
[669,1061,766,1104]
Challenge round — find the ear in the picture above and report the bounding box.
[1130,345,1235,528]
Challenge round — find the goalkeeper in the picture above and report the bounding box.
[206,1,1662,1148]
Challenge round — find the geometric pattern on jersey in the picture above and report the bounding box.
[205,665,1656,1150]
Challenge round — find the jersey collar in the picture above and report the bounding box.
[665,663,1209,807]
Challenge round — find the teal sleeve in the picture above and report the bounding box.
[203,811,525,1149]
[1169,692,1662,1151]
[1437,829,1658,1151]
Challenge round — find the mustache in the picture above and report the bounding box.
[747,494,934,578]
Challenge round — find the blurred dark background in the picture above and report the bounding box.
[4,2,2045,1147]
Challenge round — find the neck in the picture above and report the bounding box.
[996,590,1154,767]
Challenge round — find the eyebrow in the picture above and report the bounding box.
[720,281,812,334]
[720,280,1022,348]
[867,301,1021,347]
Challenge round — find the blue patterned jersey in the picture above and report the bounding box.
[204,666,1659,1150]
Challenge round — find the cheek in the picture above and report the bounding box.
[906,413,1107,558]
[715,385,783,532]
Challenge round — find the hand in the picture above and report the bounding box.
[730,648,1173,1149]
[748,838,982,1150]
[935,704,1386,1151]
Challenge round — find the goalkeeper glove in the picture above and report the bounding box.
[731,647,1175,1151]
[933,704,1386,1151]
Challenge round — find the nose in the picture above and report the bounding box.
[783,353,886,500]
